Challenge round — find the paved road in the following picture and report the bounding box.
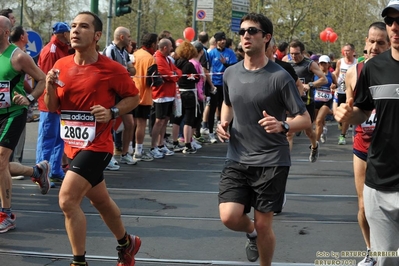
[0,121,365,266]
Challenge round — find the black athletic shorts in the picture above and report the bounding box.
[219,160,289,213]
[314,99,332,110]
[68,150,112,187]
[154,101,174,119]
[133,105,151,119]
[0,108,27,150]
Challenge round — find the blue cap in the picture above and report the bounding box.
[53,22,70,34]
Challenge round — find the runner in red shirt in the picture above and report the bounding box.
[44,11,141,266]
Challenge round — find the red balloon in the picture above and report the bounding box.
[176,38,184,47]
[320,30,328,42]
[183,27,195,41]
[325,27,334,33]
[328,32,338,43]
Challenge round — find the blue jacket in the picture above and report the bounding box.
[208,47,237,86]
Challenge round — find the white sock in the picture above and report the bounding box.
[248,229,257,238]
[135,144,143,154]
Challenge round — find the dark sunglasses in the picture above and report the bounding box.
[238,27,266,36]
[384,16,399,26]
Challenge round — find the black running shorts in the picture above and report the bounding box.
[0,108,27,150]
[68,151,112,187]
[219,160,289,213]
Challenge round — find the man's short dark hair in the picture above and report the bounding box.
[76,11,103,32]
[0,8,13,19]
[289,39,305,52]
[141,33,158,48]
[240,13,273,36]
[277,41,288,52]
[369,21,390,42]
[198,32,209,44]
[10,25,24,43]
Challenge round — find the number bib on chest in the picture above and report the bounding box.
[60,110,96,148]
[361,109,376,133]
[0,81,12,108]
[314,88,332,102]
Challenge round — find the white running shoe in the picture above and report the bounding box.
[149,148,165,159]
[159,146,174,156]
[120,153,138,165]
[200,127,210,135]
[209,133,217,144]
[191,140,202,150]
[106,156,120,170]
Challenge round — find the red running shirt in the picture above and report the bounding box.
[52,54,139,159]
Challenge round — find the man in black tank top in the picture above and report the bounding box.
[285,40,327,162]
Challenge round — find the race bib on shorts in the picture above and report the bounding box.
[0,81,12,108]
[60,110,96,148]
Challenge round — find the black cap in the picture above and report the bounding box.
[214,32,226,41]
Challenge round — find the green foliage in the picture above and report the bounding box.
[4,0,388,56]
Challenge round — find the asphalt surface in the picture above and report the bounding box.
[0,120,366,266]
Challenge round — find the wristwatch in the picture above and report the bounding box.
[308,82,314,88]
[281,121,290,134]
[26,94,35,103]
[110,107,119,119]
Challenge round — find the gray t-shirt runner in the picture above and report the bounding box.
[223,60,306,166]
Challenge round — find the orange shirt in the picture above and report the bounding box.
[52,54,139,159]
[132,48,156,106]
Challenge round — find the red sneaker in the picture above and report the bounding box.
[116,235,141,266]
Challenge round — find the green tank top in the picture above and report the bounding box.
[0,44,27,114]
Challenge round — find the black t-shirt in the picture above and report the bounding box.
[355,50,399,191]
[275,59,298,81]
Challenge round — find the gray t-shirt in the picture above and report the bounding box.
[223,60,306,166]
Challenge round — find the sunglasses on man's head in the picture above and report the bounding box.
[384,16,399,26]
[238,27,266,36]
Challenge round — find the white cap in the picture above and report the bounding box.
[382,0,399,17]
[318,55,330,63]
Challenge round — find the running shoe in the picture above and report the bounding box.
[159,146,174,156]
[182,147,197,154]
[200,127,210,135]
[32,160,50,195]
[120,153,138,165]
[173,143,185,152]
[245,234,259,262]
[0,212,16,233]
[191,140,202,150]
[309,142,319,163]
[209,133,217,144]
[106,156,120,171]
[338,135,346,145]
[116,235,141,266]
[193,135,206,143]
[133,151,154,162]
[357,255,377,266]
[149,148,165,159]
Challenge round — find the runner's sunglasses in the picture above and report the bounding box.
[238,27,266,36]
[384,16,399,26]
